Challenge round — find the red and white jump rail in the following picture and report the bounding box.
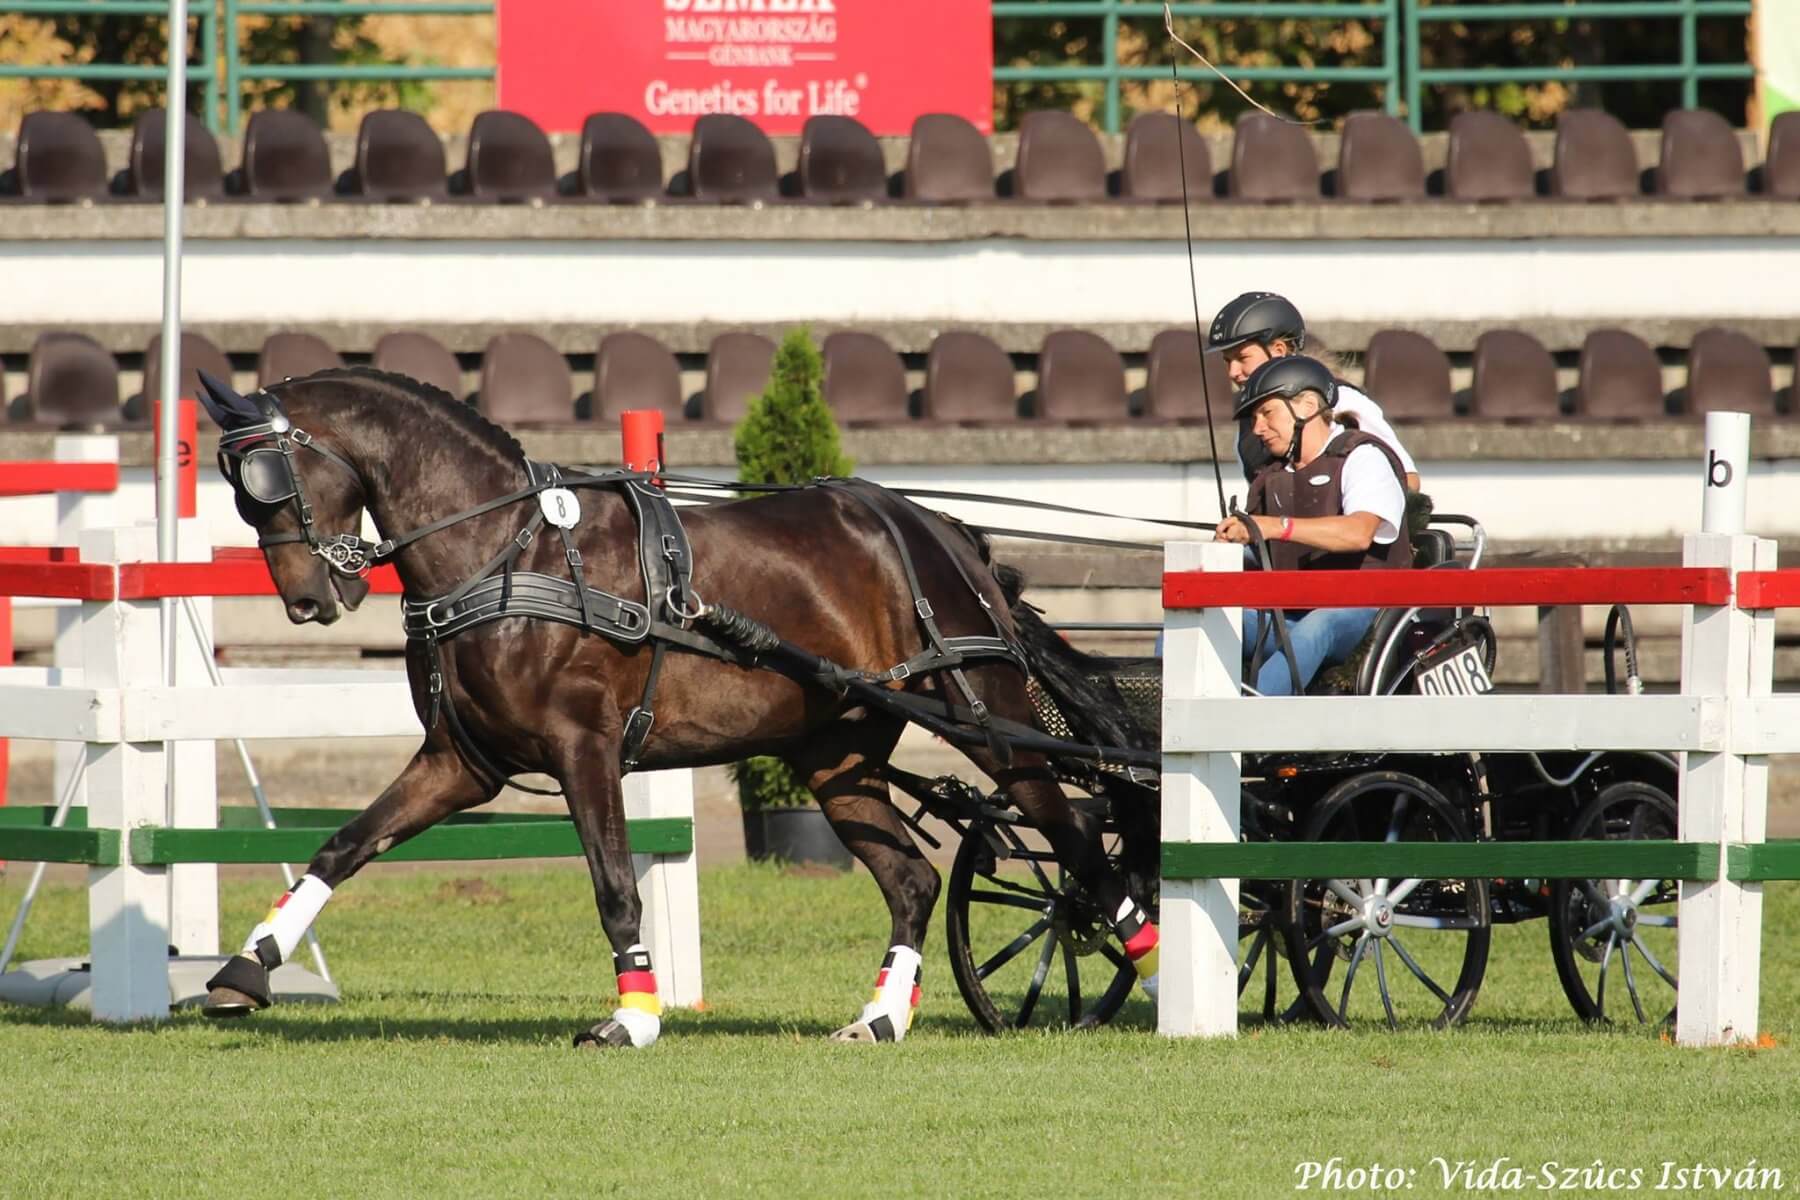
[0,467,702,1023]
[1159,412,1797,1048]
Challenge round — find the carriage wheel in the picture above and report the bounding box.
[1548,781,1679,1026]
[1239,879,1312,1025]
[1283,771,1491,1030]
[945,813,1139,1033]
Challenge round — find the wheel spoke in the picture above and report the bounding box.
[1628,877,1664,906]
[969,887,1052,912]
[1387,933,1452,1005]
[1630,935,1679,990]
[1636,913,1677,929]
[1619,936,1649,1024]
[1595,931,1618,1019]
[1372,939,1399,1029]
[1013,932,1057,1028]
[1064,936,1083,1024]
[1326,878,1365,909]
[1239,926,1269,994]
[1578,878,1614,911]
[1098,941,1131,972]
[1337,936,1369,1024]
[1579,913,1614,943]
[1262,937,1280,1021]
[1391,912,1483,930]
[1378,795,1412,899]
[978,915,1052,980]
[1307,914,1364,952]
[1386,877,1423,907]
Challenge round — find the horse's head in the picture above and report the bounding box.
[197,371,372,625]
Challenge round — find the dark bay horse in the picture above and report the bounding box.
[195,367,1157,1047]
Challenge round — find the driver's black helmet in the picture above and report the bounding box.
[1232,354,1337,420]
[1208,292,1307,355]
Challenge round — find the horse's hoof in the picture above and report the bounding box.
[573,1019,634,1050]
[828,1019,892,1044]
[201,955,271,1017]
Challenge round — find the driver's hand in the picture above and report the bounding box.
[1216,516,1249,544]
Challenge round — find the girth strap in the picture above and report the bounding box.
[619,480,702,769]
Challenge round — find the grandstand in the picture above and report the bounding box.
[4,101,1799,687]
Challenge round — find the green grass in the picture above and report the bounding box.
[3,864,1798,1199]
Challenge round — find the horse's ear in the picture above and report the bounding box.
[196,370,268,429]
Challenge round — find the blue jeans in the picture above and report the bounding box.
[1242,607,1378,696]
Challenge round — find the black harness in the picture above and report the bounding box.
[225,414,1038,790]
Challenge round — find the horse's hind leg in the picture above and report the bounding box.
[783,711,933,1043]
[202,742,497,1017]
[955,671,1162,1002]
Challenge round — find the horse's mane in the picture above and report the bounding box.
[281,365,530,467]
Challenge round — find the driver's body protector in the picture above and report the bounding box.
[1247,427,1412,572]
[1238,382,1416,485]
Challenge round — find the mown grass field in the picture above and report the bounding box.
[3,863,1797,1199]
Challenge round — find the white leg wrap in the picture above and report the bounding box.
[239,875,332,967]
[609,1006,661,1048]
[854,945,923,1042]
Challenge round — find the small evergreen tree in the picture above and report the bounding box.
[733,327,853,486]
[730,327,851,810]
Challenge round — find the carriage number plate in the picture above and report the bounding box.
[1416,647,1494,696]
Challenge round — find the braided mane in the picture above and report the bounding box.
[278,365,530,467]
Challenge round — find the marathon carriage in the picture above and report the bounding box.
[885,514,1682,1033]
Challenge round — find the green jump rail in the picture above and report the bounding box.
[0,805,691,868]
[0,0,219,128]
[1161,838,1800,882]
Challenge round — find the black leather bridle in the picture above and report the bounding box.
[217,413,374,579]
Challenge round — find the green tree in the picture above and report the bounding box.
[730,327,852,811]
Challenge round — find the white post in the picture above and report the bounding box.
[81,524,171,1022]
[52,434,119,809]
[1677,411,1769,1046]
[167,516,217,956]
[626,769,703,1009]
[1158,539,1242,1038]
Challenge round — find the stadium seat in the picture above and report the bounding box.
[903,113,995,202]
[1550,109,1639,199]
[1035,330,1127,422]
[1014,111,1107,202]
[822,331,910,423]
[1685,327,1773,415]
[923,332,1017,423]
[25,332,120,427]
[1446,111,1535,201]
[465,110,557,202]
[1119,113,1212,202]
[142,331,233,409]
[1337,110,1424,201]
[1145,328,1233,421]
[1576,329,1665,420]
[241,109,334,201]
[351,109,448,202]
[688,114,778,203]
[798,115,887,202]
[578,113,664,203]
[1656,109,1745,198]
[1362,330,1454,419]
[1228,113,1320,201]
[479,332,574,423]
[702,332,776,423]
[374,330,463,399]
[15,112,108,202]
[1766,111,1800,199]
[124,109,224,201]
[257,332,343,387]
[1471,330,1561,419]
[596,331,684,421]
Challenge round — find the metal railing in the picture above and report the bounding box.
[1405,0,1756,132]
[993,0,1403,133]
[0,0,218,126]
[222,0,493,132]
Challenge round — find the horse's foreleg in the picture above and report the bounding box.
[557,734,662,1051]
[201,742,496,1017]
[785,712,930,1044]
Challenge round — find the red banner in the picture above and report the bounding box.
[498,0,993,136]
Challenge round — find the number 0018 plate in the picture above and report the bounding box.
[1416,646,1494,696]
